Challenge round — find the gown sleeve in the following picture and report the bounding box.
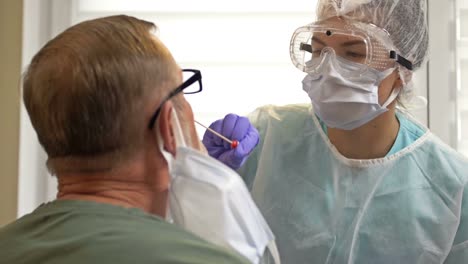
[444,182,468,263]
[237,106,270,190]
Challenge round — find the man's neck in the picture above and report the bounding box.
[56,157,169,217]
[327,108,400,160]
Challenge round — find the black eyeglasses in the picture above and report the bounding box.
[148,69,202,129]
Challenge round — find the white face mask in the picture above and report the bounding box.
[157,109,280,264]
[302,54,400,130]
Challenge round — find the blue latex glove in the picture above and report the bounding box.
[202,114,260,170]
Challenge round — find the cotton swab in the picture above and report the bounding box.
[195,120,239,149]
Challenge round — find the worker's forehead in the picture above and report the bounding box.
[316,16,347,27]
[311,18,392,50]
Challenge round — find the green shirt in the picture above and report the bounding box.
[0,200,249,264]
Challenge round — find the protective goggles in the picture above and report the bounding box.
[290,18,413,77]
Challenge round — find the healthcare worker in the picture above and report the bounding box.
[202,0,468,263]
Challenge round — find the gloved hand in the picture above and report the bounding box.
[202,114,259,170]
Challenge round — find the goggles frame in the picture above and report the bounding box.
[290,19,413,74]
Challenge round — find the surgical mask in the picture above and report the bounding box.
[157,109,280,264]
[302,52,399,130]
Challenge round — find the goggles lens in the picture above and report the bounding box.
[290,19,400,76]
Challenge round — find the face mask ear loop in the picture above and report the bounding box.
[155,107,187,169]
[170,108,187,149]
[155,115,174,170]
[154,108,188,224]
[376,67,400,109]
[397,65,407,86]
[382,86,401,109]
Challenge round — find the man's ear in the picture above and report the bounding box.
[158,101,177,156]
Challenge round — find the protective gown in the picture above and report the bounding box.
[239,104,468,264]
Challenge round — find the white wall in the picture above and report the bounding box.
[456,0,468,156]
[428,0,458,148]
[17,0,66,217]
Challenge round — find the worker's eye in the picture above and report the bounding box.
[345,52,366,58]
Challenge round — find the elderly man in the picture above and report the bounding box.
[0,15,249,264]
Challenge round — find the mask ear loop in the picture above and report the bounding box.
[381,86,401,109]
[377,66,401,109]
[267,241,281,264]
[154,108,186,224]
[170,108,187,148]
[155,107,187,169]
[378,67,403,109]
